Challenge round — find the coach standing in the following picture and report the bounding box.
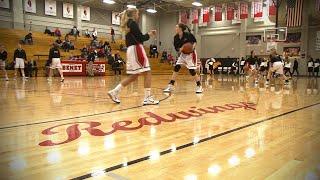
[14,43,27,80]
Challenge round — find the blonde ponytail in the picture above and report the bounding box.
[119,8,138,33]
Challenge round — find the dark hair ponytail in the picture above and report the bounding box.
[178,23,191,33]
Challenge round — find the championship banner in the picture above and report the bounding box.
[268,0,276,16]
[25,0,36,13]
[232,2,241,24]
[226,3,234,21]
[214,4,223,21]
[192,9,198,24]
[81,6,90,21]
[203,7,210,23]
[45,0,56,16]
[63,3,73,19]
[252,1,263,18]
[240,2,248,19]
[112,12,121,25]
[0,0,9,9]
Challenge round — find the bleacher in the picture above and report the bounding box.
[0,28,178,77]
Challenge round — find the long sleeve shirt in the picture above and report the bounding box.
[125,19,150,47]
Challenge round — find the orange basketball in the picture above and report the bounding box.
[181,42,194,54]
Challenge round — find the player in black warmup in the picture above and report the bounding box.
[163,23,202,93]
[266,48,289,85]
[0,45,9,81]
[245,50,258,84]
[47,43,64,82]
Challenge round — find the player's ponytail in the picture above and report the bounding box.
[177,23,191,33]
[120,8,138,33]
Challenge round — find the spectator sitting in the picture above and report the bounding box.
[55,37,63,47]
[161,50,168,63]
[62,35,74,52]
[92,28,98,40]
[112,52,125,75]
[81,45,89,58]
[91,38,99,48]
[97,47,105,58]
[107,53,115,65]
[150,44,159,58]
[54,28,61,37]
[23,32,33,45]
[84,29,90,38]
[119,43,127,51]
[70,26,80,39]
[167,53,174,65]
[44,26,54,36]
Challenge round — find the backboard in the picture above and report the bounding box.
[263,27,287,42]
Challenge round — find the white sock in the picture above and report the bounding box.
[113,84,122,92]
[144,88,151,99]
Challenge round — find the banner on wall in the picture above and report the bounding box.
[0,0,9,9]
[192,9,198,24]
[214,4,223,21]
[25,0,36,13]
[226,4,234,21]
[179,10,189,25]
[81,6,90,21]
[63,3,73,19]
[232,2,241,24]
[45,0,56,16]
[112,12,121,25]
[252,1,263,18]
[240,2,248,19]
[268,0,276,16]
[203,7,210,23]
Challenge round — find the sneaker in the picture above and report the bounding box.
[143,96,159,105]
[108,90,120,104]
[196,86,203,93]
[163,84,174,93]
[265,81,269,85]
[284,80,289,85]
[47,78,52,82]
[5,77,9,81]
[60,78,64,83]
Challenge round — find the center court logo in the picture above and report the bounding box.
[39,102,256,147]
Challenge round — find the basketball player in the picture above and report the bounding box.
[13,43,27,80]
[314,58,320,77]
[206,57,215,75]
[47,43,64,82]
[245,50,258,84]
[283,54,292,78]
[108,8,158,105]
[307,58,314,77]
[0,45,9,81]
[163,23,202,93]
[258,57,269,79]
[266,48,289,85]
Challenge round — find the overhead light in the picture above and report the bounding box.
[146,8,157,13]
[192,1,202,7]
[103,0,115,4]
[127,4,136,8]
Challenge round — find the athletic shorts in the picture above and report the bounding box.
[250,65,256,70]
[314,67,319,72]
[176,51,197,70]
[51,58,62,69]
[0,60,5,68]
[259,66,268,72]
[308,67,314,72]
[126,44,150,74]
[270,61,284,75]
[15,58,25,69]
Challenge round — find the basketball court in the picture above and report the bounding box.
[0,75,319,179]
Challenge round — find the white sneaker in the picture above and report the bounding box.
[143,96,159,105]
[163,84,174,93]
[196,86,203,93]
[60,78,64,82]
[5,77,9,81]
[108,90,120,104]
[47,78,52,82]
[265,81,269,85]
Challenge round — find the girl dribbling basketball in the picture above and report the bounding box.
[163,23,202,93]
[108,8,159,105]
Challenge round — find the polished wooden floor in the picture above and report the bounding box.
[0,75,319,180]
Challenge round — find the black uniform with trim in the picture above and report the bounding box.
[173,32,197,52]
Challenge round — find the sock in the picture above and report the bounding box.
[196,81,201,86]
[169,80,175,85]
[144,88,151,99]
[113,84,122,92]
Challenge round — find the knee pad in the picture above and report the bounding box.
[189,69,196,76]
[174,65,181,72]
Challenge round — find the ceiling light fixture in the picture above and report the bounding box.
[127,4,136,9]
[103,0,115,4]
[192,1,202,7]
[146,3,157,13]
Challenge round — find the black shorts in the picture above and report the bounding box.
[209,65,213,70]
[314,67,319,72]
[308,67,313,72]
[259,66,267,72]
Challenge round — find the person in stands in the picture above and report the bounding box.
[24,33,33,45]
[92,28,98,40]
[54,27,61,37]
[84,29,90,38]
[111,27,115,43]
[44,26,54,36]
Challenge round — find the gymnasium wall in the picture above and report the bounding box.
[140,12,159,46]
[158,12,179,53]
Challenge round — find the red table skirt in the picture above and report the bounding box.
[61,60,106,76]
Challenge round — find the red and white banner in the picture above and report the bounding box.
[252,1,263,18]
[232,2,241,24]
[214,4,223,21]
[203,7,210,23]
[240,2,248,19]
[226,3,234,20]
[179,10,188,24]
[268,0,277,16]
[192,9,198,24]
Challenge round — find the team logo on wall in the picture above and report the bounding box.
[45,0,56,16]
[81,6,90,21]
[63,3,73,19]
[112,12,121,25]
[0,0,10,9]
[24,0,36,13]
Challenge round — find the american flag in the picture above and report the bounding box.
[286,0,304,27]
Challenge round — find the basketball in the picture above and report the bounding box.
[181,42,194,54]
